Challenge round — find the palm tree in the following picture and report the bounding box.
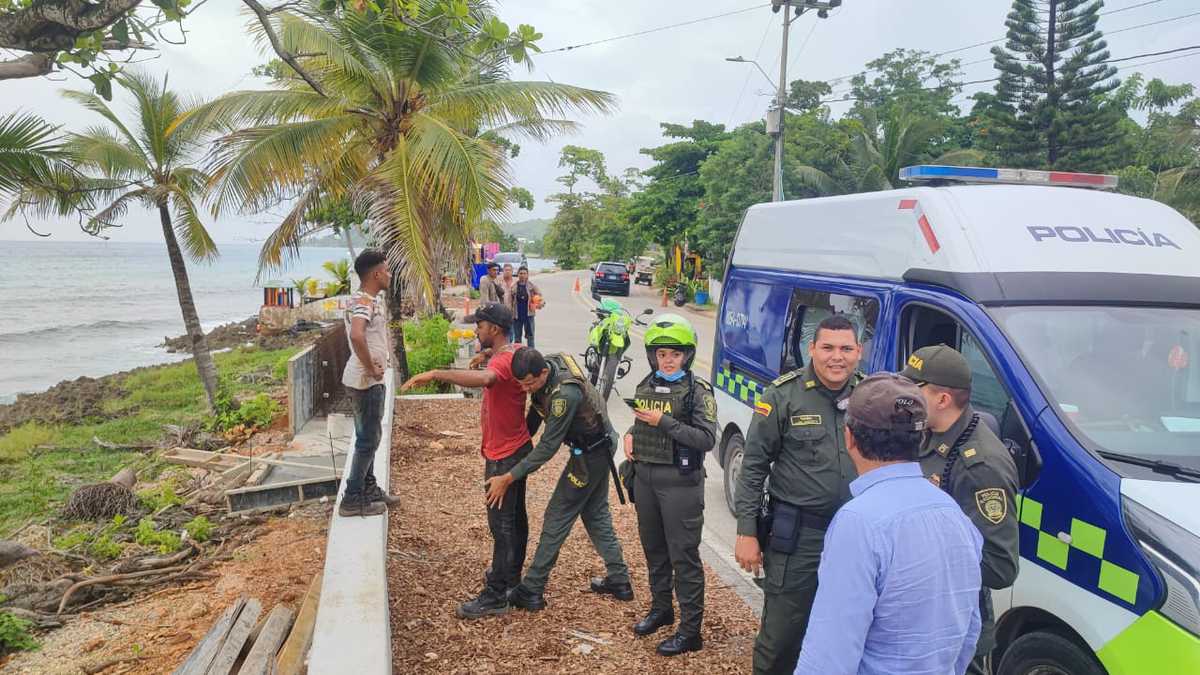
[183,2,614,377]
[0,113,69,195]
[848,110,946,192]
[322,259,352,296]
[10,72,222,411]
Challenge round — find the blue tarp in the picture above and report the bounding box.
[470,263,488,290]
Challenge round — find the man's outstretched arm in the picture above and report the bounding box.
[402,368,496,391]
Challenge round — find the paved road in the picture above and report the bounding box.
[528,270,763,611]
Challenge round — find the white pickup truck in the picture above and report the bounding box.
[633,256,656,286]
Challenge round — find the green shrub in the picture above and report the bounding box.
[138,482,183,512]
[183,515,213,543]
[0,423,59,464]
[0,612,38,654]
[53,516,126,560]
[207,392,280,433]
[52,528,89,551]
[272,354,291,382]
[404,315,456,377]
[134,518,181,554]
[89,534,124,560]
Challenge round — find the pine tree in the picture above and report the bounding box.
[976,0,1121,171]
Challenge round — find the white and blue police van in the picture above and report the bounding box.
[712,166,1200,674]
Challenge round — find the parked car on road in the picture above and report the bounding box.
[492,251,526,268]
[590,261,630,297]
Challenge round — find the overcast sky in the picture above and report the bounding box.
[3,0,1197,243]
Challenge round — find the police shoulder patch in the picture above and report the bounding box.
[551,398,568,417]
[975,488,1008,525]
[694,377,714,393]
[772,370,801,387]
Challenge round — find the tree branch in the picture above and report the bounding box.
[0,52,54,80]
[241,0,326,98]
[0,0,143,53]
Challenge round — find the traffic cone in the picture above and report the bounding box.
[573,277,581,293]
[661,288,669,307]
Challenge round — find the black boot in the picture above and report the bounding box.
[364,475,401,507]
[455,589,509,619]
[656,633,703,657]
[589,576,634,601]
[633,608,675,637]
[338,491,385,517]
[506,584,546,612]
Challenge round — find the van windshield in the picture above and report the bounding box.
[993,306,1200,471]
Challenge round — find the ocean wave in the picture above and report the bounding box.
[0,319,171,343]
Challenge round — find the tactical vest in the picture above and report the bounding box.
[630,374,691,464]
[533,353,609,448]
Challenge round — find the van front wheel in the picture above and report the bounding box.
[997,631,1104,675]
[722,433,744,517]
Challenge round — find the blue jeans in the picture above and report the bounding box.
[513,315,534,348]
[345,384,386,495]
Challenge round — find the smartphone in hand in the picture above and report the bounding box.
[622,398,639,410]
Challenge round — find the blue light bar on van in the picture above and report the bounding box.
[899,165,1119,190]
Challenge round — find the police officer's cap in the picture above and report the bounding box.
[900,344,972,390]
[847,373,927,432]
[463,302,513,330]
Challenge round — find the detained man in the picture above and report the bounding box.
[795,373,983,675]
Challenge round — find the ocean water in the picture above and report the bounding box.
[0,241,556,402]
[0,241,351,403]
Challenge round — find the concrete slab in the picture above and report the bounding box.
[308,370,395,675]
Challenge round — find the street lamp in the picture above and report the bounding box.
[725,56,777,90]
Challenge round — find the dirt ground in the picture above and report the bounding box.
[387,398,759,674]
[0,511,328,675]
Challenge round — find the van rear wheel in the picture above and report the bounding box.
[722,434,745,517]
[997,631,1104,675]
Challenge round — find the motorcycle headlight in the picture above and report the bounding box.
[1123,496,1200,636]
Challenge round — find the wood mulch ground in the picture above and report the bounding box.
[1,511,327,675]
[388,398,758,674]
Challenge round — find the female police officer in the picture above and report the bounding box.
[621,314,718,656]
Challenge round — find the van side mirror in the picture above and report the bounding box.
[1001,400,1042,489]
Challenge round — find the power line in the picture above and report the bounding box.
[824,0,1179,84]
[726,12,776,129]
[827,8,1200,96]
[541,3,770,55]
[813,43,1200,106]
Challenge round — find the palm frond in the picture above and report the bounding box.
[792,165,840,196]
[0,112,70,192]
[66,127,149,180]
[427,81,618,131]
[256,181,327,277]
[171,189,219,262]
[61,90,151,167]
[91,187,153,229]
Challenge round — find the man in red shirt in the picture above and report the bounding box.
[402,303,531,619]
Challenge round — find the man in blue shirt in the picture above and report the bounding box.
[795,373,983,675]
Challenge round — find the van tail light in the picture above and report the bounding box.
[621,273,629,281]
[596,271,604,278]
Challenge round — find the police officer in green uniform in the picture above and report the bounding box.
[735,315,865,675]
[901,345,1020,675]
[622,314,718,657]
[484,348,632,611]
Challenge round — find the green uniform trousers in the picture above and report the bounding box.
[521,450,629,594]
[634,462,706,638]
[753,525,827,675]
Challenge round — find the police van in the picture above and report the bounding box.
[711,166,1200,674]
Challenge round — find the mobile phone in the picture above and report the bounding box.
[622,398,639,409]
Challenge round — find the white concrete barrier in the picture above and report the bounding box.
[308,371,395,675]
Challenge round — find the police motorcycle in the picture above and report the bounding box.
[584,297,654,401]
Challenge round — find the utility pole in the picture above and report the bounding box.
[767,0,842,202]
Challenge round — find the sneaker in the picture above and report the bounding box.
[338,492,385,517]
[456,590,510,619]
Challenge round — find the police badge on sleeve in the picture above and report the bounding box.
[975,488,1008,524]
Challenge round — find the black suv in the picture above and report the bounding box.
[590,261,631,296]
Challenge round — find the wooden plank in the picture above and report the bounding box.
[239,605,295,675]
[172,597,246,675]
[204,597,262,675]
[275,572,322,675]
[164,448,242,471]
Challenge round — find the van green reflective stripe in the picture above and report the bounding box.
[1071,518,1106,558]
[1017,493,1141,606]
[716,368,765,407]
[1037,531,1070,570]
[1099,561,1140,605]
[1096,611,1200,675]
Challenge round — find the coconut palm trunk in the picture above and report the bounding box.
[158,202,220,411]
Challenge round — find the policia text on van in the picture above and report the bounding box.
[710,165,1200,674]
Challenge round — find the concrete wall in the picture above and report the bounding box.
[286,323,350,435]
